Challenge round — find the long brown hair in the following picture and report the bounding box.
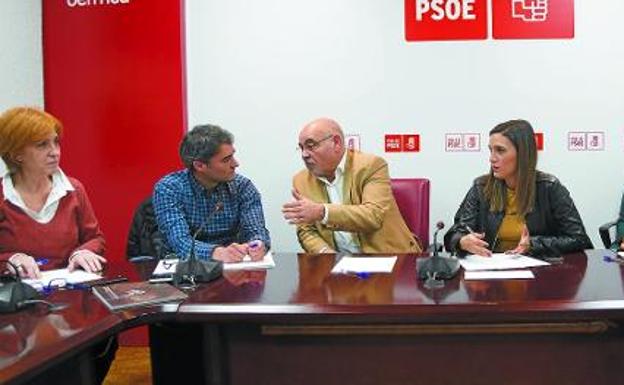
[483,119,537,216]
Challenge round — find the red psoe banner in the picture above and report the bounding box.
[405,0,488,41]
[492,0,574,39]
[43,0,186,293]
[43,0,187,346]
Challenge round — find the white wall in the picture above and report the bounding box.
[0,0,43,175]
[186,0,624,251]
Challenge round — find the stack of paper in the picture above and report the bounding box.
[23,268,103,290]
[331,256,397,274]
[464,270,535,280]
[460,253,549,271]
[152,250,276,275]
[459,253,549,280]
[224,251,276,271]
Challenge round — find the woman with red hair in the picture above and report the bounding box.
[0,106,106,278]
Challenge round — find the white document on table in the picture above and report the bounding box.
[223,251,276,271]
[464,270,535,280]
[152,259,179,276]
[331,256,397,274]
[152,250,276,275]
[459,253,549,271]
[23,268,102,290]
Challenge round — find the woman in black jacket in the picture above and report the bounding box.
[444,119,592,257]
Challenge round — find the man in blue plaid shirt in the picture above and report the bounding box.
[153,124,271,262]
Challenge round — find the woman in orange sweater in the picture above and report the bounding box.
[0,106,106,278]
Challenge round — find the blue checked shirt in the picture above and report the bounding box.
[153,169,271,261]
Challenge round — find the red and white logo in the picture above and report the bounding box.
[405,0,488,41]
[385,135,403,152]
[403,134,420,152]
[512,0,548,22]
[385,134,421,152]
[493,0,574,39]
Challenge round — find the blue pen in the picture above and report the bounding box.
[36,258,49,266]
[249,241,260,249]
[603,255,624,264]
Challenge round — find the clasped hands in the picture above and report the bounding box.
[460,225,530,257]
[212,240,266,263]
[8,250,107,279]
[282,189,324,225]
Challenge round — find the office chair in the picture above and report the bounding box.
[390,178,430,250]
[599,192,624,250]
[126,196,171,260]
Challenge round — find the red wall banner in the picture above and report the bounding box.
[405,0,488,41]
[406,0,574,41]
[43,0,187,343]
[492,0,574,39]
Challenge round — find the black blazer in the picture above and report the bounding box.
[444,171,593,257]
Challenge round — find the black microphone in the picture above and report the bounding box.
[417,220,460,288]
[173,202,224,287]
[188,202,223,261]
[432,221,445,257]
[0,261,41,313]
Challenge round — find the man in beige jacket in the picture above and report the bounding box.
[282,118,421,254]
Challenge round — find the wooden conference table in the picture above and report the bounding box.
[3,249,624,385]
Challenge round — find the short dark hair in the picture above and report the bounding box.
[179,124,234,170]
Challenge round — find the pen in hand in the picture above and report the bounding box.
[466,225,499,252]
[462,225,492,256]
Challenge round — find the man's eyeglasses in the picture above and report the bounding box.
[297,133,334,153]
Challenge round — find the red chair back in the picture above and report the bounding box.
[390,178,430,248]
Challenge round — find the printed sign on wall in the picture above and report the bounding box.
[492,0,574,39]
[403,134,421,152]
[405,0,488,41]
[568,132,605,151]
[345,134,361,151]
[445,133,481,152]
[385,135,403,152]
[385,134,421,152]
[406,0,574,41]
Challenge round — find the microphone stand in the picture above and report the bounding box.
[173,202,224,287]
[417,221,460,289]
